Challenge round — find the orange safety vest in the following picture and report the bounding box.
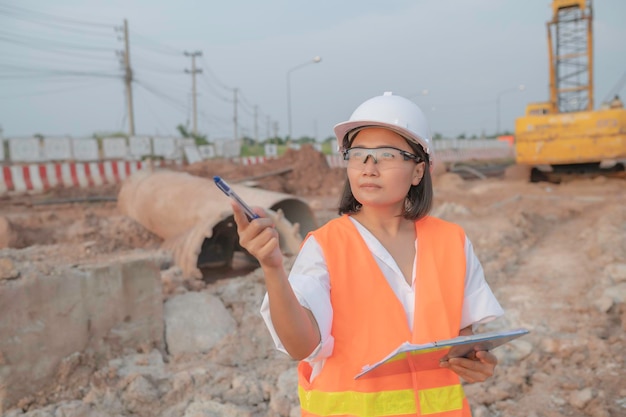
[298,215,471,417]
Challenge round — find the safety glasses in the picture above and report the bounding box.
[342,146,422,169]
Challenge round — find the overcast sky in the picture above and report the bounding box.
[1,0,625,141]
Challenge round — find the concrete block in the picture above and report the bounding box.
[71,138,99,161]
[0,258,163,412]
[102,138,128,160]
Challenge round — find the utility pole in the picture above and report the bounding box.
[184,51,202,135]
[233,88,238,142]
[254,105,259,143]
[273,121,279,140]
[121,19,135,136]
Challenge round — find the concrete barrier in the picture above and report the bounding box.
[0,140,514,196]
[0,160,174,195]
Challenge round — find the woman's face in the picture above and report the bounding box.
[347,127,425,211]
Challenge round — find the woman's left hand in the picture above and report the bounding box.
[439,350,498,383]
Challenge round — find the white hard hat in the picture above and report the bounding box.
[334,91,433,161]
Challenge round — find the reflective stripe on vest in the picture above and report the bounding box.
[299,384,466,416]
[299,215,470,417]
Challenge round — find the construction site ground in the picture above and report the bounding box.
[1,146,625,417]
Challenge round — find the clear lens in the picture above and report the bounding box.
[343,147,419,169]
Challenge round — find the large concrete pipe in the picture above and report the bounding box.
[117,169,318,279]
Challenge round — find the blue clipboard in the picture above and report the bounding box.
[355,328,530,379]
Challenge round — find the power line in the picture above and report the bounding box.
[135,79,231,129]
[0,35,116,61]
[198,73,232,102]
[132,55,185,74]
[0,3,115,28]
[0,79,114,99]
[0,4,268,139]
[134,80,188,113]
[602,69,626,103]
[0,70,120,80]
[238,90,257,111]
[0,30,115,52]
[135,91,173,133]
[0,63,118,75]
[1,54,119,71]
[199,55,233,91]
[130,31,183,56]
[132,70,188,93]
[0,8,114,38]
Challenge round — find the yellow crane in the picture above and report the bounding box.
[514,0,626,182]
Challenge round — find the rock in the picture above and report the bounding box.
[433,172,464,189]
[569,387,594,409]
[604,263,626,283]
[0,216,17,249]
[108,350,166,380]
[431,202,471,219]
[121,375,159,414]
[222,374,264,406]
[593,295,614,313]
[0,257,19,280]
[506,340,533,361]
[183,400,252,417]
[470,405,490,417]
[269,367,299,416]
[603,283,626,304]
[539,338,560,353]
[164,291,237,355]
[503,164,531,181]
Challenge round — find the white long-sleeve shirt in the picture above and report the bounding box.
[260,217,504,380]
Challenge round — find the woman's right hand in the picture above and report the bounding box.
[232,201,320,359]
[230,201,283,269]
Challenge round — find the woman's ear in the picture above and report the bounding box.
[412,162,425,185]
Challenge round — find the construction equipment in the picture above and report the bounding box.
[514,0,626,182]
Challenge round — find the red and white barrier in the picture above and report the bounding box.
[0,160,170,195]
[326,155,345,168]
[233,156,275,166]
[0,143,514,195]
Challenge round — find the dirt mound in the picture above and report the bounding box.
[184,145,346,196]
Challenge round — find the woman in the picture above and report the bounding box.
[231,92,504,416]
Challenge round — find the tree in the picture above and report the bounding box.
[176,124,209,146]
[264,136,285,145]
[241,136,256,146]
[297,135,316,144]
[92,131,127,140]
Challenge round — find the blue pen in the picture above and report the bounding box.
[213,176,260,221]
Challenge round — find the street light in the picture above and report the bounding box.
[408,89,434,112]
[408,89,429,99]
[286,56,322,139]
[496,84,525,135]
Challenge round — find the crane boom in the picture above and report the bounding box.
[548,0,593,113]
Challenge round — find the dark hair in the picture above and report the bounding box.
[337,131,433,220]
